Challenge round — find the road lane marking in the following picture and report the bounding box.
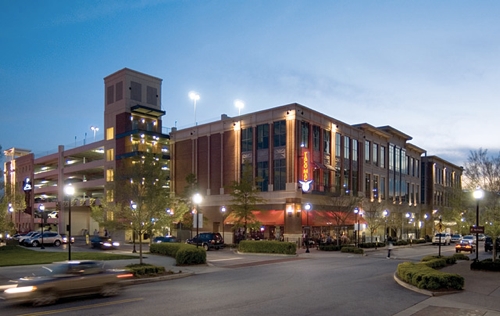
[209,258,243,262]
[17,297,144,316]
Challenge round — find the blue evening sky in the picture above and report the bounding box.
[1,0,499,166]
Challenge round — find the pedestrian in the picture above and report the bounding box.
[387,238,394,259]
[94,229,98,236]
[104,229,109,237]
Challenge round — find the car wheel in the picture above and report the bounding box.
[203,244,209,251]
[32,290,58,306]
[100,283,121,297]
[32,240,40,247]
[54,240,61,247]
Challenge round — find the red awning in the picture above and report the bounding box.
[225,210,284,226]
[302,211,361,226]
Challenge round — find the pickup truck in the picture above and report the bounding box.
[0,260,133,306]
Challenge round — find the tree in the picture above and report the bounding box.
[0,183,26,236]
[322,194,363,246]
[110,153,171,264]
[362,201,385,243]
[226,162,266,238]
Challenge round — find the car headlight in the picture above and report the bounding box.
[103,242,112,247]
[112,242,120,247]
[5,286,37,294]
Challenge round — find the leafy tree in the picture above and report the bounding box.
[362,201,385,243]
[0,183,26,236]
[226,162,266,237]
[109,153,171,264]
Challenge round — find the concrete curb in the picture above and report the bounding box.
[123,271,195,285]
[393,272,462,297]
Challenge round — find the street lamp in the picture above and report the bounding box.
[405,212,411,240]
[64,184,75,261]
[473,187,484,262]
[192,193,202,248]
[234,100,244,116]
[38,204,45,249]
[131,201,137,253]
[221,206,226,243]
[90,126,99,141]
[354,208,359,248]
[8,203,14,226]
[438,216,443,257]
[189,92,200,126]
[304,203,311,253]
[383,210,389,243]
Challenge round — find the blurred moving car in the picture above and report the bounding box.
[90,236,120,250]
[484,236,500,252]
[462,235,476,245]
[455,240,475,253]
[0,260,133,306]
[153,236,177,243]
[60,234,75,244]
[450,234,462,243]
[478,234,486,241]
[186,232,224,251]
[432,233,451,245]
[26,232,63,247]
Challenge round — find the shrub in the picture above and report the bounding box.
[175,246,206,265]
[150,242,182,257]
[358,242,385,249]
[238,240,296,255]
[340,246,364,254]
[397,262,464,290]
[471,259,500,271]
[421,255,457,265]
[319,244,342,251]
[452,253,470,261]
[126,263,167,277]
[394,240,408,246]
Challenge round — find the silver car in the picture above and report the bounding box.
[26,232,63,247]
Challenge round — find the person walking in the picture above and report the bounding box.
[387,237,394,259]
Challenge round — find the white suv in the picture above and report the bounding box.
[27,231,63,247]
[432,233,451,245]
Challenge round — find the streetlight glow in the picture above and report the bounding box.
[192,193,202,248]
[473,187,483,262]
[90,126,99,141]
[64,184,75,261]
[304,203,312,253]
[189,92,200,126]
[234,99,244,116]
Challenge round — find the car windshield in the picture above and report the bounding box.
[435,234,447,237]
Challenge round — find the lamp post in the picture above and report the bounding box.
[38,204,45,249]
[234,100,244,116]
[189,92,200,126]
[438,216,443,257]
[192,193,202,248]
[405,212,411,241]
[473,187,484,262]
[8,203,14,227]
[304,203,311,253]
[221,206,226,244]
[64,184,75,261]
[90,126,99,141]
[354,208,359,248]
[131,201,137,253]
[383,210,389,243]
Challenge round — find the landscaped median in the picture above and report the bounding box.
[150,242,207,265]
[395,254,468,296]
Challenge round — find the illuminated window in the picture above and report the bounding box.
[106,189,114,202]
[106,149,114,162]
[106,169,114,182]
[106,127,114,141]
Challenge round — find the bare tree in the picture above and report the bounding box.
[322,194,363,246]
[362,201,385,244]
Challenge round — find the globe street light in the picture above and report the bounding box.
[473,187,484,262]
[189,92,200,126]
[192,193,202,248]
[131,201,137,253]
[234,100,244,116]
[221,206,226,244]
[90,126,99,141]
[38,204,45,249]
[383,210,389,243]
[8,203,14,226]
[64,184,75,261]
[304,203,311,253]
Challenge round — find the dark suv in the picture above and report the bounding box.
[186,232,224,251]
[484,236,500,252]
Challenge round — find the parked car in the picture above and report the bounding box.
[0,260,133,306]
[484,236,500,252]
[60,234,75,244]
[450,234,462,243]
[18,231,40,245]
[153,236,177,243]
[432,233,451,245]
[462,235,476,245]
[186,232,224,251]
[90,236,120,250]
[47,211,58,219]
[455,240,475,253]
[26,232,63,247]
[478,234,486,241]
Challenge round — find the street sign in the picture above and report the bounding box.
[470,226,484,234]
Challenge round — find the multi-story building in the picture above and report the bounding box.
[3,68,170,240]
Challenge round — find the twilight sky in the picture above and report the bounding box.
[1,0,499,166]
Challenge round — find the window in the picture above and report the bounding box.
[106,149,114,162]
[106,85,114,105]
[273,159,286,191]
[352,140,358,162]
[313,126,320,151]
[147,86,157,106]
[241,128,253,152]
[257,161,269,192]
[344,136,350,159]
[373,144,378,166]
[380,177,386,200]
[130,81,142,102]
[323,130,330,154]
[335,133,341,158]
[323,170,331,192]
[388,145,394,171]
[257,124,269,149]
[380,146,386,168]
[106,169,114,182]
[365,141,370,163]
[365,173,371,199]
[301,122,309,148]
[273,120,286,147]
[373,175,379,200]
[106,127,114,141]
